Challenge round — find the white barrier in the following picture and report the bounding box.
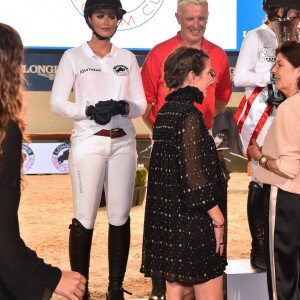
[22,142,70,174]
[225,259,269,300]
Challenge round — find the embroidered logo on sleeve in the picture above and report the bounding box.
[261,46,276,63]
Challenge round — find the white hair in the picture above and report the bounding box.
[177,0,208,12]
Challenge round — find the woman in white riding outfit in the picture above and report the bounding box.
[50,0,146,299]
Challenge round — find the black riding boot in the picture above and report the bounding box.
[247,181,267,271]
[149,276,166,300]
[69,218,94,300]
[106,217,132,300]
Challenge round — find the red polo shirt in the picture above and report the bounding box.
[141,32,232,128]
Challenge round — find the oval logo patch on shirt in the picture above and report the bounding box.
[113,65,129,76]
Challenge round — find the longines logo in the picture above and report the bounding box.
[71,0,164,31]
[22,144,35,172]
[52,143,71,173]
[23,65,58,81]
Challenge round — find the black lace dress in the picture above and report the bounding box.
[140,86,227,285]
[0,121,61,300]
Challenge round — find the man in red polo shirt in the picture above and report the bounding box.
[140,1,232,299]
[141,0,232,133]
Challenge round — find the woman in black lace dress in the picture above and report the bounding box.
[140,46,227,299]
[0,23,86,300]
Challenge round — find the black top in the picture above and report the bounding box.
[140,86,227,285]
[0,121,61,300]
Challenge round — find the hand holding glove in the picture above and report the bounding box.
[86,100,129,125]
[86,105,112,125]
[95,99,129,116]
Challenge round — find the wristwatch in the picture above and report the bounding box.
[259,155,271,169]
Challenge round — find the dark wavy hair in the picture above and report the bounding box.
[275,41,300,89]
[164,46,209,90]
[0,23,29,180]
[263,6,282,20]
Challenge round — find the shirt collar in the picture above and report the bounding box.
[175,31,207,48]
[83,42,118,58]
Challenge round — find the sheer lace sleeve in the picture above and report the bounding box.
[182,112,208,189]
[176,111,226,211]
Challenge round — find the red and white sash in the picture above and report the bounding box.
[234,87,274,160]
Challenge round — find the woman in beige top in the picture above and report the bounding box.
[248,41,300,300]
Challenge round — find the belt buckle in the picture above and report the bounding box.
[110,128,120,138]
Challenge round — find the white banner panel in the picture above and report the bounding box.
[0,0,236,51]
[22,143,70,174]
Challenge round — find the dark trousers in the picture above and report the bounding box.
[266,186,300,300]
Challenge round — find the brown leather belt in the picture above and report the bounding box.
[94,128,126,138]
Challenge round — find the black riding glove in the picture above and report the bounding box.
[86,105,112,125]
[95,99,129,116]
[266,83,286,107]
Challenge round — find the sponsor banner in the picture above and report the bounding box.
[22,142,71,174]
[24,52,242,92]
[24,52,62,91]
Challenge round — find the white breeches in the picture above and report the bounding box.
[68,134,137,229]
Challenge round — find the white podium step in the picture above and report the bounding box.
[224,259,269,300]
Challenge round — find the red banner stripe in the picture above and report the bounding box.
[245,103,274,160]
[234,87,264,133]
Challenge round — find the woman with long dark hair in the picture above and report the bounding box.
[0,23,86,300]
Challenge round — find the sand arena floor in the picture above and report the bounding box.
[19,173,251,299]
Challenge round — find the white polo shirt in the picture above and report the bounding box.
[50,42,146,142]
[234,23,277,91]
[233,24,277,153]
